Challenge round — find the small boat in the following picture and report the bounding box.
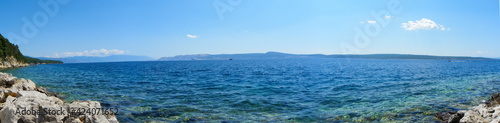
[229,58,233,60]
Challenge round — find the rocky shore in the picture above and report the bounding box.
[0,72,118,123]
[436,93,500,123]
[0,56,29,69]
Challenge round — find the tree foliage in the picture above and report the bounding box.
[0,34,63,64]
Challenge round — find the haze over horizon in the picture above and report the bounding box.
[1,0,499,59]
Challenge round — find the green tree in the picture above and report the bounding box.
[0,33,63,64]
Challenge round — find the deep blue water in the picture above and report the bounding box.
[3,58,500,122]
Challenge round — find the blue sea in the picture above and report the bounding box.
[3,58,500,122]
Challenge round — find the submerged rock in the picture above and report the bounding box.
[489,93,500,106]
[0,72,119,123]
[436,111,463,123]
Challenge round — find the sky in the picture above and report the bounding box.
[0,0,499,59]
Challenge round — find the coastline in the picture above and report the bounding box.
[0,56,30,69]
[437,92,500,123]
[0,70,118,122]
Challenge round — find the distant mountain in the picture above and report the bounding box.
[158,52,494,61]
[39,55,154,63]
[158,52,320,61]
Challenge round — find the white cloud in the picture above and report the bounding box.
[367,20,377,24]
[360,21,365,24]
[401,18,449,31]
[186,34,198,38]
[384,15,392,20]
[476,50,489,55]
[48,49,126,58]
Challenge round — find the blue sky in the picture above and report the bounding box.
[0,0,499,58]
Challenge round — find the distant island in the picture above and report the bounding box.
[37,55,154,63]
[0,34,62,68]
[159,51,494,61]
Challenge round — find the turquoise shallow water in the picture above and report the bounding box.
[2,59,500,122]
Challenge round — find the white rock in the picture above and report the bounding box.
[0,72,119,123]
[491,107,500,123]
[10,79,37,92]
[460,110,488,123]
[64,100,119,123]
[0,73,17,86]
[0,96,19,123]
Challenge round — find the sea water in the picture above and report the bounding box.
[3,58,500,122]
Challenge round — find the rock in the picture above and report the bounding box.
[0,91,66,122]
[0,96,19,123]
[0,73,17,86]
[438,92,500,123]
[0,73,119,122]
[2,78,38,99]
[436,112,453,121]
[490,93,500,107]
[459,104,495,122]
[0,87,5,101]
[36,86,59,98]
[460,110,488,123]
[64,100,119,123]
[490,107,500,123]
[457,110,468,114]
[435,112,463,123]
[448,114,463,123]
[10,79,37,92]
[475,104,491,118]
[0,56,29,69]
